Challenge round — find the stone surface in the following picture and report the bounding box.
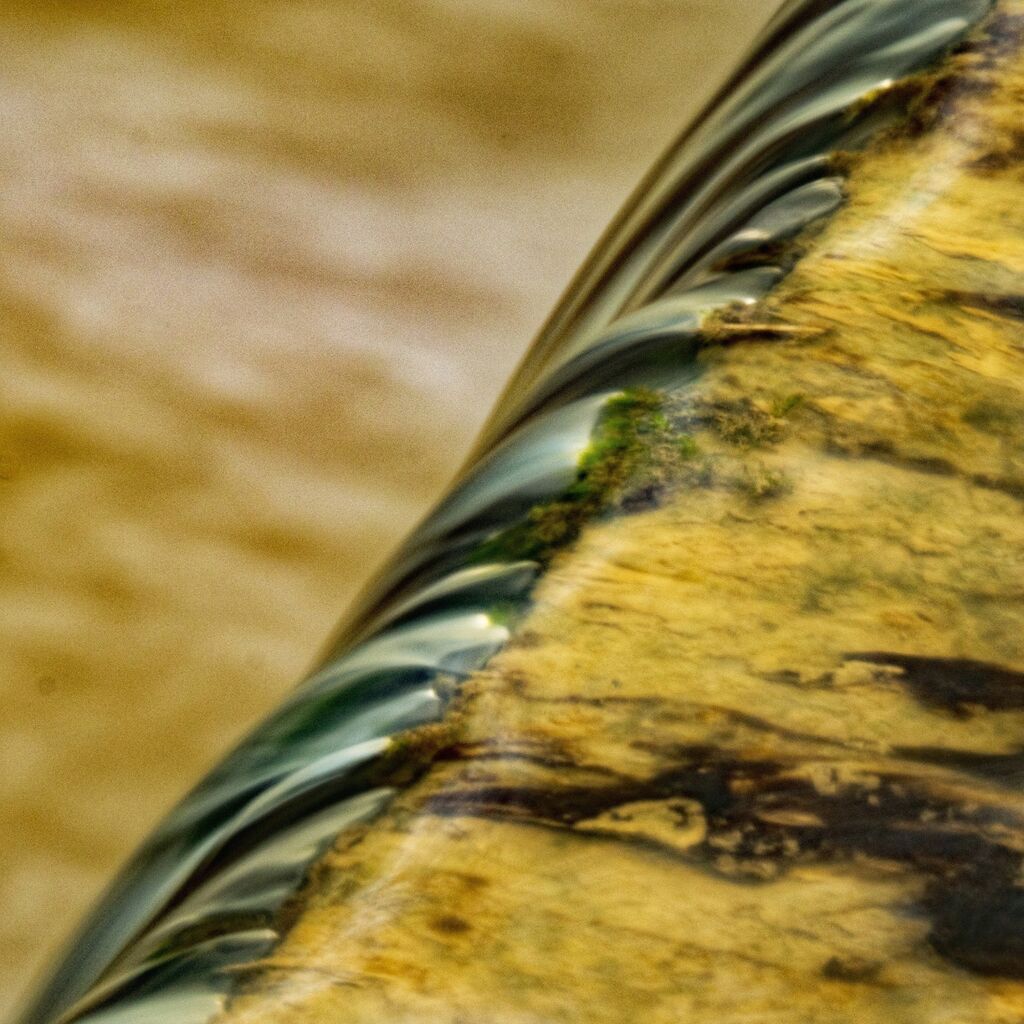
[213,4,1024,1020]
[0,3,781,1014]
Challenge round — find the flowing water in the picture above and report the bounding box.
[0,1,785,1018]
[11,0,1007,1020]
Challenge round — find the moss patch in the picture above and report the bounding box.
[473,385,802,570]
[473,388,695,566]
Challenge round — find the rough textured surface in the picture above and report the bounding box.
[213,5,1024,1021]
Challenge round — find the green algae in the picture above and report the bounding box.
[676,434,701,460]
[473,388,689,566]
[473,385,802,570]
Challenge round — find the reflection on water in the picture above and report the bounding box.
[0,0,779,1016]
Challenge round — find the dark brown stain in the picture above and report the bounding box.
[926,869,1024,979]
[946,289,1024,319]
[430,914,471,935]
[821,956,883,983]
[896,745,1024,785]
[847,652,1024,715]
[427,738,1024,979]
[968,129,1024,173]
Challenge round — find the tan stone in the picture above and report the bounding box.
[215,4,1024,1021]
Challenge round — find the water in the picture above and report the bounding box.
[0,1,782,1017]
[6,0,996,1021]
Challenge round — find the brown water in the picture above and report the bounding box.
[0,1,777,1016]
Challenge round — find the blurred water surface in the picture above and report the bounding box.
[0,0,777,1015]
